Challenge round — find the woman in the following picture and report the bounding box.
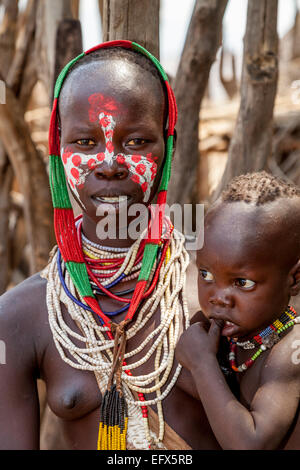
[0,41,219,450]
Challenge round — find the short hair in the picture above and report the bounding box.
[221,171,300,205]
[58,47,168,128]
[65,47,166,89]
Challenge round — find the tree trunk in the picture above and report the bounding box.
[167,0,228,206]
[52,18,83,100]
[0,83,54,273]
[6,0,36,99]
[212,0,279,201]
[0,152,13,294]
[0,0,18,77]
[102,0,160,58]
[0,0,19,293]
[34,0,75,98]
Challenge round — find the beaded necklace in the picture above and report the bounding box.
[46,41,186,450]
[229,306,299,372]
[43,227,189,449]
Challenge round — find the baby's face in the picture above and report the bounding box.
[58,60,165,218]
[196,201,292,340]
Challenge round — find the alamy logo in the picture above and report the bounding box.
[0,340,6,364]
[291,339,300,365]
[95,200,205,250]
[0,79,5,104]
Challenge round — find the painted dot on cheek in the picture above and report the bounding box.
[88,159,97,169]
[146,153,154,162]
[136,163,146,175]
[72,155,82,166]
[132,155,141,163]
[131,174,140,184]
[71,167,79,179]
[97,153,105,162]
[116,155,125,165]
[62,152,72,164]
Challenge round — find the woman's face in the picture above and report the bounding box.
[58,59,166,240]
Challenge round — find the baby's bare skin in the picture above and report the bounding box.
[176,199,300,450]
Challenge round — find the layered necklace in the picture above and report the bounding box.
[43,216,190,449]
[229,306,299,373]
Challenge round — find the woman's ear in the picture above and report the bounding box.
[289,259,300,296]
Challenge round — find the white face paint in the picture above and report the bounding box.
[61,112,158,203]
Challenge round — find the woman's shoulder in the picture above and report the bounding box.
[0,273,49,372]
[0,272,47,326]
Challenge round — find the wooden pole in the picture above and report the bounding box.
[167,0,228,206]
[0,0,18,293]
[102,0,160,58]
[213,0,279,201]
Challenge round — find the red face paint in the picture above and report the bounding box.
[61,95,158,203]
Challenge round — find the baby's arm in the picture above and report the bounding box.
[175,321,300,450]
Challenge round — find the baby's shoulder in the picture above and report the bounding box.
[263,324,300,381]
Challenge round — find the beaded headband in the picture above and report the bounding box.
[48,40,178,328]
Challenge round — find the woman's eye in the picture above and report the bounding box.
[199,269,214,282]
[127,138,148,146]
[76,139,95,146]
[235,278,255,289]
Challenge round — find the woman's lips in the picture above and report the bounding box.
[92,195,128,203]
[91,194,132,210]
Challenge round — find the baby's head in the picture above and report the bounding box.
[197,171,300,339]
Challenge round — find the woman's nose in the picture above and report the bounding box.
[93,161,129,180]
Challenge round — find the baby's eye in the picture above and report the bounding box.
[199,269,214,282]
[127,138,148,146]
[76,139,95,146]
[235,278,256,289]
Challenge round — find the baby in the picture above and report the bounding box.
[176,171,300,450]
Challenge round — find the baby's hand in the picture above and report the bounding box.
[175,320,224,372]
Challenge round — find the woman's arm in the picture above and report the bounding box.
[175,321,300,450]
[0,290,40,449]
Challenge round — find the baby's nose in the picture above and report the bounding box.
[209,292,234,308]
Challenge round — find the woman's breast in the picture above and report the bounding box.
[46,369,102,420]
[42,338,103,420]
